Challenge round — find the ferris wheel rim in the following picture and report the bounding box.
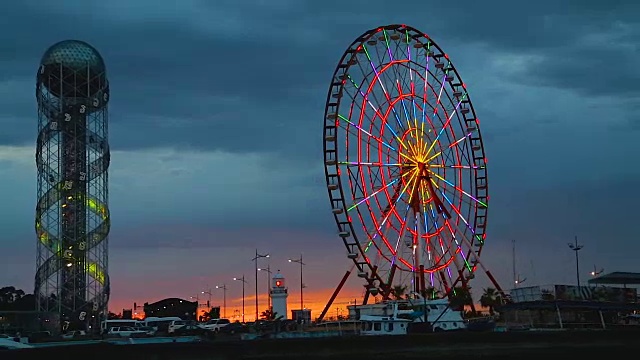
[323,24,489,295]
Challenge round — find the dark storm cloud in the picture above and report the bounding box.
[0,0,638,155]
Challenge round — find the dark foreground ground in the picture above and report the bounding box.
[2,330,637,359]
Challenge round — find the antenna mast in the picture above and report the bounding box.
[512,240,517,288]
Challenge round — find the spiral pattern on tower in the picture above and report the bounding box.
[34,40,110,331]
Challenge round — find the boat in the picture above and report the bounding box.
[358,303,412,336]
[348,297,466,332]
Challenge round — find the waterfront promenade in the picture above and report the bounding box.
[1,330,636,359]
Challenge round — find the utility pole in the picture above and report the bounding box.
[512,239,517,288]
[252,250,270,322]
[567,236,584,288]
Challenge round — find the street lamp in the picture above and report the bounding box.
[590,265,604,277]
[215,284,227,318]
[515,275,527,286]
[233,275,248,322]
[252,250,270,322]
[288,254,306,310]
[568,235,584,288]
[201,289,212,308]
[258,265,272,309]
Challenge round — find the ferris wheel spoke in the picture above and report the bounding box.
[428,172,488,208]
[425,92,469,157]
[429,164,485,170]
[337,114,396,151]
[339,161,401,167]
[345,74,409,147]
[361,45,407,134]
[391,204,413,257]
[363,169,417,252]
[440,220,474,273]
[380,31,414,133]
[347,170,412,212]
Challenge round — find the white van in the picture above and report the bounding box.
[100,319,142,334]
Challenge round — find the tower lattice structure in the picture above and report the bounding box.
[35,40,111,331]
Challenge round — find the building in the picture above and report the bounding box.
[270,273,288,320]
[498,277,640,329]
[291,309,311,323]
[143,298,197,320]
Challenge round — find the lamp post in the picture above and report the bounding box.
[252,250,270,322]
[568,235,584,288]
[201,289,212,308]
[233,276,248,322]
[215,284,227,318]
[590,265,604,277]
[258,265,272,310]
[288,254,306,310]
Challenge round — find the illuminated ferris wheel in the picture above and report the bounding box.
[323,24,502,302]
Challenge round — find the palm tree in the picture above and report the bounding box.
[200,307,220,322]
[449,286,473,311]
[479,287,502,315]
[260,307,278,320]
[392,285,408,300]
[421,287,440,299]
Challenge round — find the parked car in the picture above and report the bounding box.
[107,326,147,338]
[172,324,207,336]
[61,330,87,339]
[28,331,52,343]
[201,318,230,332]
[137,326,157,336]
[167,320,195,334]
[219,322,248,334]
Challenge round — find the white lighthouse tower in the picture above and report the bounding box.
[270,272,288,320]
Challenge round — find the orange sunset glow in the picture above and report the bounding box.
[110,287,365,323]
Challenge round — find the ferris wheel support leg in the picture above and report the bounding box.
[318,269,353,322]
[414,212,423,297]
[381,264,397,300]
[451,230,507,300]
[419,265,426,297]
[485,270,507,299]
[439,271,451,295]
[362,265,379,305]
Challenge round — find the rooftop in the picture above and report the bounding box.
[588,272,640,285]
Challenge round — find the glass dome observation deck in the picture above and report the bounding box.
[37,40,108,100]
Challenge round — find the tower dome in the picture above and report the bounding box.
[37,40,108,100]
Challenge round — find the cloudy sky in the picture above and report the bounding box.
[0,0,639,319]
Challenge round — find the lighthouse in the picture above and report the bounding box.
[270,272,288,320]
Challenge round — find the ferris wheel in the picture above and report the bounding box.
[323,24,501,303]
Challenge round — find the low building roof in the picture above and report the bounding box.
[498,300,640,311]
[588,272,640,285]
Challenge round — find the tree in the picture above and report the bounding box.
[107,312,121,320]
[421,287,440,300]
[449,286,473,311]
[392,285,408,300]
[200,307,220,322]
[260,307,278,321]
[0,286,27,311]
[479,287,502,315]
